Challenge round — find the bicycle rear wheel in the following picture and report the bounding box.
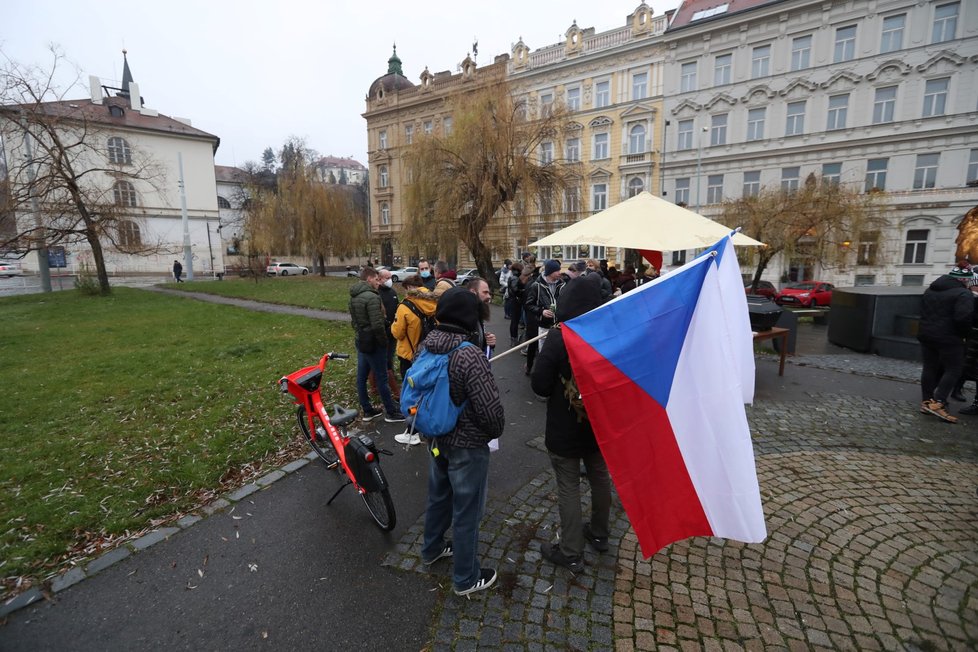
[296,406,339,468]
[361,488,396,531]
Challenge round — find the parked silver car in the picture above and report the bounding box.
[266,262,309,276]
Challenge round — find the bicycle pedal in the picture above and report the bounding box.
[324,461,340,470]
[378,448,394,456]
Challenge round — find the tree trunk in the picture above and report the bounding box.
[317,253,325,276]
[464,228,498,291]
[85,226,111,295]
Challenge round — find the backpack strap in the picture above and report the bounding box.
[402,299,427,354]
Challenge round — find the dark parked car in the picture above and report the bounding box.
[744,280,777,300]
[775,281,834,308]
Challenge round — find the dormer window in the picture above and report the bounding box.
[108,136,131,165]
[109,105,125,118]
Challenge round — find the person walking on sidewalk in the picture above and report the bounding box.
[349,267,404,423]
[172,260,183,282]
[918,264,975,423]
[531,274,612,573]
[421,287,505,596]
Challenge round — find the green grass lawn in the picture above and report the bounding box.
[0,287,358,595]
[161,274,356,311]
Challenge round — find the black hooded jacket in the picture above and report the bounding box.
[530,275,604,457]
[917,275,975,347]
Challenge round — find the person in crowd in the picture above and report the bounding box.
[391,274,437,379]
[499,260,514,319]
[617,264,637,293]
[917,263,975,423]
[584,258,613,302]
[373,268,401,400]
[531,274,611,573]
[433,260,457,298]
[524,259,565,375]
[506,261,526,347]
[348,267,404,423]
[172,260,183,282]
[956,275,978,416]
[467,277,496,357]
[421,287,505,596]
[563,260,586,282]
[418,258,436,291]
[520,255,541,360]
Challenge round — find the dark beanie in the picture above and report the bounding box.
[556,275,604,322]
[543,259,561,276]
[436,286,480,333]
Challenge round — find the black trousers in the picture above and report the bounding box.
[920,340,964,403]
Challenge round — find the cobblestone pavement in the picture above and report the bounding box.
[383,393,978,650]
[789,353,922,384]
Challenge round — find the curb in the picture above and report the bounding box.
[0,452,318,619]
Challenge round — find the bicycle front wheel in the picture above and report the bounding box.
[361,488,396,531]
[296,406,339,468]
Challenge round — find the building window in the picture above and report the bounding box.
[967,149,978,185]
[710,114,727,146]
[932,2,958,43]
[706,175,724,204]
[113,180,137,207]
[873,86,896,124]
[379,165,389,187]
[379,130,387,149]
[443,117,453,134]
[781,167,800,192]
[632,72,648,100]
[834,25,857,62]
[826,94,849,131]
[592,133,609,160]
[677,119,693,150]
[405,124,414,144]
[380,202,390,225]
[680,62,697,92]
[540,92,554,117]
[675,177,690,205]
[423,121,433,135]
[566,87,580,111]
[107,136,131,165]
[628,177,645,197]
[822,162,842,185]
[565,138,580,162]
[592,183,608,211]
[672,250,687,266]
[117,220,141,248]
[751,45,770,79]
[217,196,231,209]
[595,80,610,108]
[564,187,580,213]
[786,101,806,136]
[922,78,949,117]
[857,231,879,265]
[855,274,876,285]
[913,153,939,189]
[746,108,765,141]
[713,53,732,86]
[865,158,888,191]
[791,35,812,71]
[628,124,646,154]
[743,171,760,197]
[901,274,925,286]
[903,229,928,264]
[540,141,553,164]
[881,14,905,53]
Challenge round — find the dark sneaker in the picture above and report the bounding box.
[454,568,497,596]
[583,525,610,553]
[385,411,405,423]
[923,400,958,424]
[423,542,453,565]
[541,542,584,573]
[960,404,978,416]
[951,391,967,402]
[361,407,383,422]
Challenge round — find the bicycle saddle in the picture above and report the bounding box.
[330,405,359,428]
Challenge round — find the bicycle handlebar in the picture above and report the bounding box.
[329,352,350,360]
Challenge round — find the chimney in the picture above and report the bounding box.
[89,76,103,104]
[129,82,142,110]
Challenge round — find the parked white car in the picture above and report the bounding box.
[266,262,309,276]
[0,260,24,277]
[389,266,418,282]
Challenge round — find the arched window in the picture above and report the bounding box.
[117,220,141,249]
[379,165,389,188]
[217,196,232,209]
[108,137,131,164]
[628,177,645,197]
[628,124,646,154]
[113,180,137,207]
[380,202,390,225]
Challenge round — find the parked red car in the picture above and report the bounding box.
[744,280,777,300]
[775,281,834,307]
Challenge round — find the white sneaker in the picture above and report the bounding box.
[394,432,421,445]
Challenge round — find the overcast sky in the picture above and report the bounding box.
[4,0,679,169]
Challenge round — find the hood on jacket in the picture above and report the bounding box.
[349,280,376,298]
[557,274,603,322]
[928,275,968,293]
[422,328,467,355]
[404,287,438,314]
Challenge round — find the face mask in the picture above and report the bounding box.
[420,270,431,278]
[383,279,393,288]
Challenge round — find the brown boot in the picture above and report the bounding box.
[923,399,958,423]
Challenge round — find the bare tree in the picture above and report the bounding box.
[0,48,166,295]
[403,81,573,287]
[720,173,889,288]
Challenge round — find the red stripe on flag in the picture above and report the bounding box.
[563,326,712,557]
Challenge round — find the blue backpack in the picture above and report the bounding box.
[401,342,473,437]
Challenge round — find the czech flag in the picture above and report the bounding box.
[562,236,766,557]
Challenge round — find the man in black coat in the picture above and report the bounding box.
[918,265,975,423]
[530,274,611,572]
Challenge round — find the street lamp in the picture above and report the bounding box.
[695,124,708,213]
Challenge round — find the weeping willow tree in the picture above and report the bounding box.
[722,173,889,289]
[244,139,365,276]
[403,82,573,288]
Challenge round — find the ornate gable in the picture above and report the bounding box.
[865,59,912,82]
[671,99,702,117]
[620,103,656,118]
[779,78,818,99]
[740,85,777,104]
[820,71,862,91]
[915,50,967,74]
[589,116,614,128]
[703,93,737,110]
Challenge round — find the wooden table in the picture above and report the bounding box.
[753,327,789,376]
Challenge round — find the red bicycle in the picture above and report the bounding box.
[279,352,396,531]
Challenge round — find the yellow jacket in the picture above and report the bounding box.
[391,288,438,361]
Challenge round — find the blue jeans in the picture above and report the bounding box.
[357,346,397,414]
[422,442,490,591]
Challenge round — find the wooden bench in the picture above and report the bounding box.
[753,327,789,376]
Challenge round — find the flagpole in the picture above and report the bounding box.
[489,330,549,363]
